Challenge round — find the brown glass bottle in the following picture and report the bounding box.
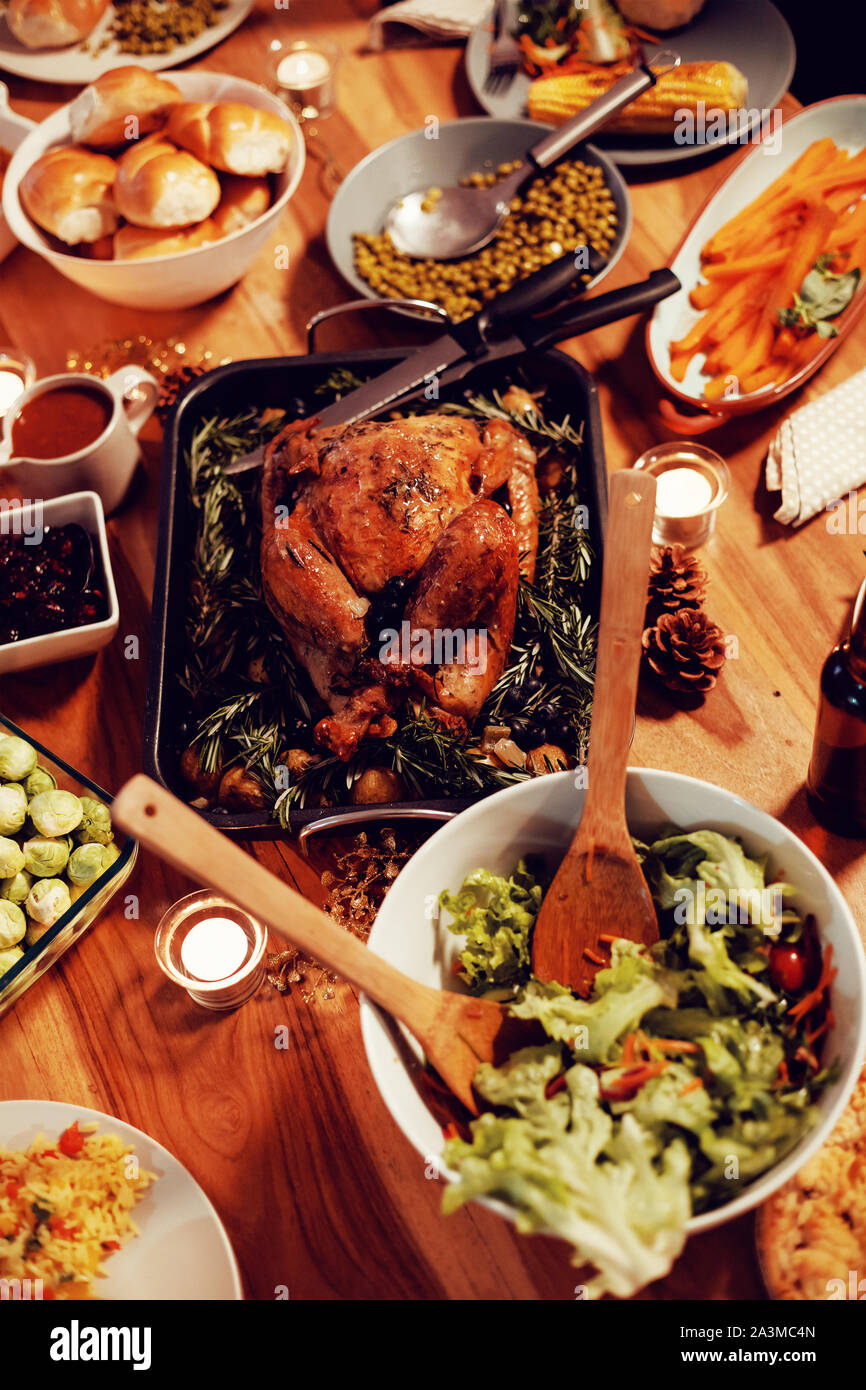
[807,579,866,836]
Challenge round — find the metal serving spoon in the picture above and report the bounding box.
[385,50,679,261]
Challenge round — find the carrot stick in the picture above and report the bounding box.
[740,362,788,393]
[669,350,694,382]
[703,373,739,401]
[701,139,838,258]
[690,281,725,310]
[703,249,788,279]
[704,316,757,373]
[773,325,799,359]
[774,199,838,312]
[670,294,736,353]
[678,1077,704,1097]
[828,198,866,247]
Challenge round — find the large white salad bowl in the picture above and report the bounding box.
[362,768,866,1238]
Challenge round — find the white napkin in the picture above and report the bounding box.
[765,366,866,526]
[366,0,490,49]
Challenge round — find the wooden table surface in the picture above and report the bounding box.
[1,1,864,1302]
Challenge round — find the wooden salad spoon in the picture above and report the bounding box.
[531,468,660,995]
[112,775,524,1115]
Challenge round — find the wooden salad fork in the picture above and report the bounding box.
[531,469,660,995]
[112,775,521,1115]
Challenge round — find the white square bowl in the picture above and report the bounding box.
[0,489,119,674]
[0,82,35,264]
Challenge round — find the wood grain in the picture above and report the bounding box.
[0,4,863,1301]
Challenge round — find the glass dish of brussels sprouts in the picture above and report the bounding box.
[0,713,137,1019]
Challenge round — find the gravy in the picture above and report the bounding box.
[12,385,113,460]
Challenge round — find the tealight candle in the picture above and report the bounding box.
[655,467,715,518]
[0,350,35,417]
[155,893,267,1011]
[633,442,730,547]
[180,917,249,982]
[272,39,339,121]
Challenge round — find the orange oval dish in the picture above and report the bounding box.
[646,96,866,435]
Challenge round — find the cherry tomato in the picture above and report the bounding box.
[769,943,808,993]
[58,1122,84,1158]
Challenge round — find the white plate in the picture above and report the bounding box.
[0,1099,242,1299]
[0,0,253,85]
[0,81,34,262]
[648,96,866,414]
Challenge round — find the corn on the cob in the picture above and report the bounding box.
[527,62,748,134]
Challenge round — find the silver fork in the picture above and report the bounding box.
[483,0,521,96]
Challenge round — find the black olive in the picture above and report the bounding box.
[546,714,576,748]
[522,675,543,698]
[509,716,546,748]
[533,701,558,726]
[500,686,524,714]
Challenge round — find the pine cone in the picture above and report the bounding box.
[642,609,727,694]
[647,544,708,621]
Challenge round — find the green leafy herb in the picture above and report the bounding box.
[778,255,861,338]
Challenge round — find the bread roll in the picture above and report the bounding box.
[8,0,108,48]
[114,135,221,228]
[616,0,706,30]
[212,174,271,235]
[70,66,181,150]
[81,232,114,260]
[113,218,221,260]
[167,102,291,176]
[20,146,118,245]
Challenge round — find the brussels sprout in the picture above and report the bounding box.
[0,735,37,782]
[0,783,27,836]
[0,899,25,948]
[0,945,23,975]
[28,789,83,838]
[24,765,56,798]
[25,878,71,927]
[0,836,25,879]
[67,842,111,887]
[77,796,113,846]
[0,869,32,904]
[22,835,70,878]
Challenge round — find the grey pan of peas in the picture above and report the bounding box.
[326,117,631,325]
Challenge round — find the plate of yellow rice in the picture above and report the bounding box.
[0,1100,241,1300]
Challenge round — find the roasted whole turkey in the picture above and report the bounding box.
[260,412,540,760]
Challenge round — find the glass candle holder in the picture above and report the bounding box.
[271,38,340,122]
[0,349,35,418]
[154,892,267,1012]
[633,441,730,547]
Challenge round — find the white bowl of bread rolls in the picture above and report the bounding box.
[1,65,305,310]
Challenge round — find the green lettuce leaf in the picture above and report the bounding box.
[439,861,541,992]
[443,1062,691,1299]
[509,941,679,1062]
[686,919,777,1009]
[608,1062,714,1134]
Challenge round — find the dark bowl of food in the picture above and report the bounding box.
[326,116,631,324]
[143,347,608,837]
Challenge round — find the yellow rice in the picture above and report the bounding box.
[0,1122,156,1299]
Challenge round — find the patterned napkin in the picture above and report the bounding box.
[366,0,490,49]
[765,366,866,526]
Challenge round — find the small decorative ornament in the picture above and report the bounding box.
[642,609,727,694]
[646,544,708,622]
